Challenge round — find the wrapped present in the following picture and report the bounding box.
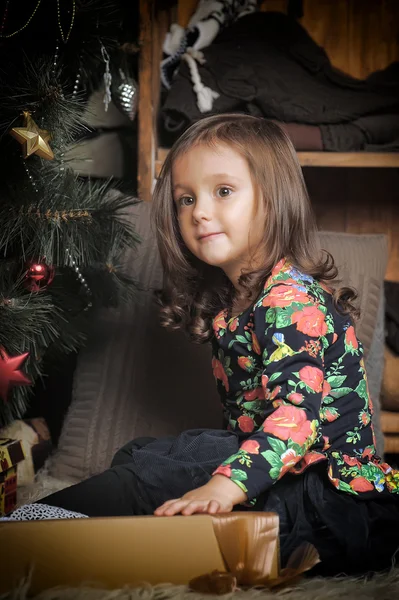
[0,438,25,516]
[0,512,320,595]
[0,419,53,487]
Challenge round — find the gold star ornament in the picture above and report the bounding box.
[10,111,54,160]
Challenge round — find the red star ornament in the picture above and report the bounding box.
[0,347,31,403]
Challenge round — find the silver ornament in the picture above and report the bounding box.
[112,67,138,122]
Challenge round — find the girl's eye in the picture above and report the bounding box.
[179,196,194,207]
[217,187,232,198]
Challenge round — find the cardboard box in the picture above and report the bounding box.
[0,438,24,516]
[0,512,319,594]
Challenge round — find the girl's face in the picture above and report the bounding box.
[172,143,266,288]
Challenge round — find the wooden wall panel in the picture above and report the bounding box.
[177,0,198,27]
[302,0,399,79]
[260,0,286,12]
[138,0,173,200]
[346,0,399,79]
[389,194,399,282]
[300,0,350,76]
[138,0,154,203]
[305,170,399,282]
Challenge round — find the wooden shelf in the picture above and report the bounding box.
[155,148,399,176]
[298,152,399,168]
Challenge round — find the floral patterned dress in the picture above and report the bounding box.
[212,258,399,502]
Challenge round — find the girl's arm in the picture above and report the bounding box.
[154,474,247,516]
[212,284,331,503]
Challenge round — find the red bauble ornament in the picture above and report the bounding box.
[0,347,31,403]
[24,260,55,292]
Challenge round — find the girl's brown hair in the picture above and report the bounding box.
[152,113,358,343]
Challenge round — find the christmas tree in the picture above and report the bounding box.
[0,0,140,426]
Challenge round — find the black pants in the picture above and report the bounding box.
[41,438,159,517]
[39,436,399,576]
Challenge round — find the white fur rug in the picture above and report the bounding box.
[2,569,399,600]
[15,466,75,507]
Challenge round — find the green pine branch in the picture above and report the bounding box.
[0,49,140,425]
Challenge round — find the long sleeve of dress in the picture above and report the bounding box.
[213,283,333,501]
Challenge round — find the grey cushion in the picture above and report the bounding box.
[317,231,388,358]
[49,201,220,482]
[363,289,385,455]
[48,209,387,482]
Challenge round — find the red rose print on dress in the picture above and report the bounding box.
[251,331,261,355]
[322,380,331,398]
[243,387,264,401]
[212,357,229,392]
[238,356,256,372]
[299,365,324,392]
[272,399,285,408]
[328,464,341,490]
[362,447,374,459]
[262,285,309,308]
[349,476,374,492]
[291,306,327,337]
[378,462,392,475]
[368,394,374,414]
[288,392,304,405]
[266,258,286,282]
[322,436,331,450]
[240,440,260,454]
[278,448,298,478]
[214,465,232,478]
[344,455,361,468]
[323,407,339,422]
[270,385,282,400]
[238,415,255,432]
[262,374,271,399]
[263,405,313,445]
[229,317,239,332]
[213,311,228,336]
[301,452,326,468]
[345,326,358,352]
[359,410,371,426]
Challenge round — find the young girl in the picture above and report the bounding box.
[8,114,399,576]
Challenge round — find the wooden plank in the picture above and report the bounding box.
[155,147,169,177]
[260,0,287,12]
[301,0,350,76]
[299,152,399,168]
[388,180,399,282]
[308,168,399,282]
[138,0,155,202]
[304,169,348,232]
[156,148,399,173]
[301,0,399,79]
[347,0,399,80]
[177,0,197,27]
[152,2,171,136]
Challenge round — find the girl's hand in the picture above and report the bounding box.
[154,475,247,516]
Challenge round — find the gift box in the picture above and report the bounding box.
[0,438,25,516]
[0,512,319,595]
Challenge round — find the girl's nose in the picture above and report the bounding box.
[192,196,212,223]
